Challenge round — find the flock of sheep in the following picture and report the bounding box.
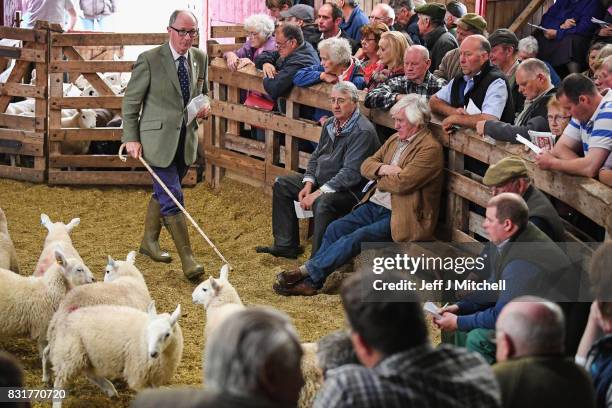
[0,209,324,407]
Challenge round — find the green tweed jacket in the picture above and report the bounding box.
[122,42,208,168]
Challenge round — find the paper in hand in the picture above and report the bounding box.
[466,99,482,115]
[528,22,548,31]
[294,201,313,219]
[528,130,555,151]
[423,302,443,319]
[516,134,542,154]
[591,17,610,27]
[187,94,210,125]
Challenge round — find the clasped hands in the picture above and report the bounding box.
[298,182,322,210]
[433,304,460,331]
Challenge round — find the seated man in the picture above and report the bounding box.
[273,94,443,296]
[132,307,304,408]
[430,35,515,134]
[314,2,359,54]
[364,45,446,110]
[444,1,467,38]
[435,193,573,363]
[255,23,320,101]
[369,3,395,29]
[483,156,565,243]
[313,271,502,407]
[494,297,596,408]
[433,12,487,81]
[390,0,422,45]
[536,74,612,179]
[280,4,320,47]
[415,3,458,72]
[256,82,380,259]
[476,58,556,142]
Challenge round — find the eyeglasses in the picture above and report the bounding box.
[361,37,377,43]
[329,97,349,104]
[276,39,292,49]
[369,15,386,22]
[547,114,571,122]
[169,26,198,37]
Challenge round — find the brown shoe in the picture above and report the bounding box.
[273,280,318,296]
[276,269,306,287]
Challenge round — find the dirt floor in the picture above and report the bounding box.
[0,176,439,407]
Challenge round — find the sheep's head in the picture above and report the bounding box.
[54,249,95,286]
[191,276,222,308]
[145,301,181,359]
[78,109,97,129]
[104,251,141,282]
[81,86,99,97]
[41,213,80,239]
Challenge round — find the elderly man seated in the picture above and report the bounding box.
[476,58,556,142]
[430,35,514,134]
[273,94,443,296]
[132,307,304,408]
[364,45,446,110]
[494,297,596,408]
[536,74,612,178]
[435,193,574,363]
[256,82,380,259]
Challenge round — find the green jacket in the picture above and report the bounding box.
[122,43,208,168]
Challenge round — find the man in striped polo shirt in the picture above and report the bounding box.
[536,74,612,178]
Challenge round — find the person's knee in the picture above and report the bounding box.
[465,329,496,363]
[313,194,338,215]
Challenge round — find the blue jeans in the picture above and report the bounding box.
[305,201,392,286]
[79,16,109,31]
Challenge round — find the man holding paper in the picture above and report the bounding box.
[429,35,514,135]
[122,10,210,280]
[256,82,380,259]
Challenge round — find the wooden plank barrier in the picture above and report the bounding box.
[205,54,612,242]
[47,27,197,186]
[0,21,48,182]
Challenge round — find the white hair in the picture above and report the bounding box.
[407,44,429,60]
[390,94,430,126]
[332,81,359,102]
[318,37,352,67]
[518,58,551,81]
[518,36,538,57]
[376,3,395,20]
[244,13,276,39]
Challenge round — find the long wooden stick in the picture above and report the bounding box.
[118,143,230,267]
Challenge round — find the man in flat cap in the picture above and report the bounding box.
[445,1,467,38]
[415,3,458,72]
[389,0,422,45]
[483,156,565,243]
[280,4,320,46]
[434,13,487,81]
[489,28,523,112]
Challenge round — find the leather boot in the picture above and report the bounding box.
[139,198,172,263]
[163,212,204,280]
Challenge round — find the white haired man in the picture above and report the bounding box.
[369,3,395,28]
[517,36,561,86]
[273,94,443,296]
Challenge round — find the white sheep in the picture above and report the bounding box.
[0,249,94,359]
[60,109,97,154]
[63,83,82,97]
[192,264,244,341]
[74,74,89,90]
[5,98,35,115]
[81,84,124,97]
[0,207,19,273]
[49,301,183,408]
[34,214,88,277]
[43,251,151,382]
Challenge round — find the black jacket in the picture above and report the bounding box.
[255,42,320,100]
[423,25,457,73]
[484,87,555,142]
[308,29,360,55]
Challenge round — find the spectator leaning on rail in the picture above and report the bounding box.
[314,3,359,54]
[444,1,467,39]
[415,3,458,73]
[535,74,612,179]
[482,157,565,243]
[132,307,304,408]
[256,82,379,260]
[430,35,515,135]
[433,12,487,82]
[476,58,555,142]
[493,297,596,408]
[332,0,369,42]
[435,193,574,363]
[273,95,443,296]
[517,36,561,87]
[365,45,446,110]
[223,13,276,71]
[389,0,422,45]
[366,31,409,90]
[357,22,390,85]
[488,29,523,113]
[294,38,365,124]
[312,272,502,407]
[255,23,320,102]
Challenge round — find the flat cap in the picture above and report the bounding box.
[488,28,519,49]
[415,3,446,21]
[483,156,529,186]
[280,4,315,22]
[456,13,487,33]
[446,1,467,18]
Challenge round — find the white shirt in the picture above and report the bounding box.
[22,0,75,28]
[168,43,190,76]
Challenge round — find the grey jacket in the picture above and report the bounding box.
[79,0,115,18]
[304,110,380,196]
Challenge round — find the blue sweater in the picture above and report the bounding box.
[340,6,369,42]
[540,0,604,40]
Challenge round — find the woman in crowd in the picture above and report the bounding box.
[223,13,277,71]
[584,43,608,80]
[546,96,572,142]
[294,37,364,124]
[366,31,409,90]
[356,22,389,85]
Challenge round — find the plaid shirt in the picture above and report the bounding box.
[364,72,447,110]
[313,344,502,408]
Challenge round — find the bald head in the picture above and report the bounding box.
[459,35,490,77]
[403,45,431,82]
[496,296,565,362]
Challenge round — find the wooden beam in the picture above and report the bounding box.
[0,83,46,99]
[0,27,47,43]
[61,47,116,97]
[211,25,246,38]
[49,60,134,73]
[509,0,546,33]
[48,168,197,186]
[50,33,170,46]
[49,128,122,142]
[49,96,123,109]
[0,165,45,183]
